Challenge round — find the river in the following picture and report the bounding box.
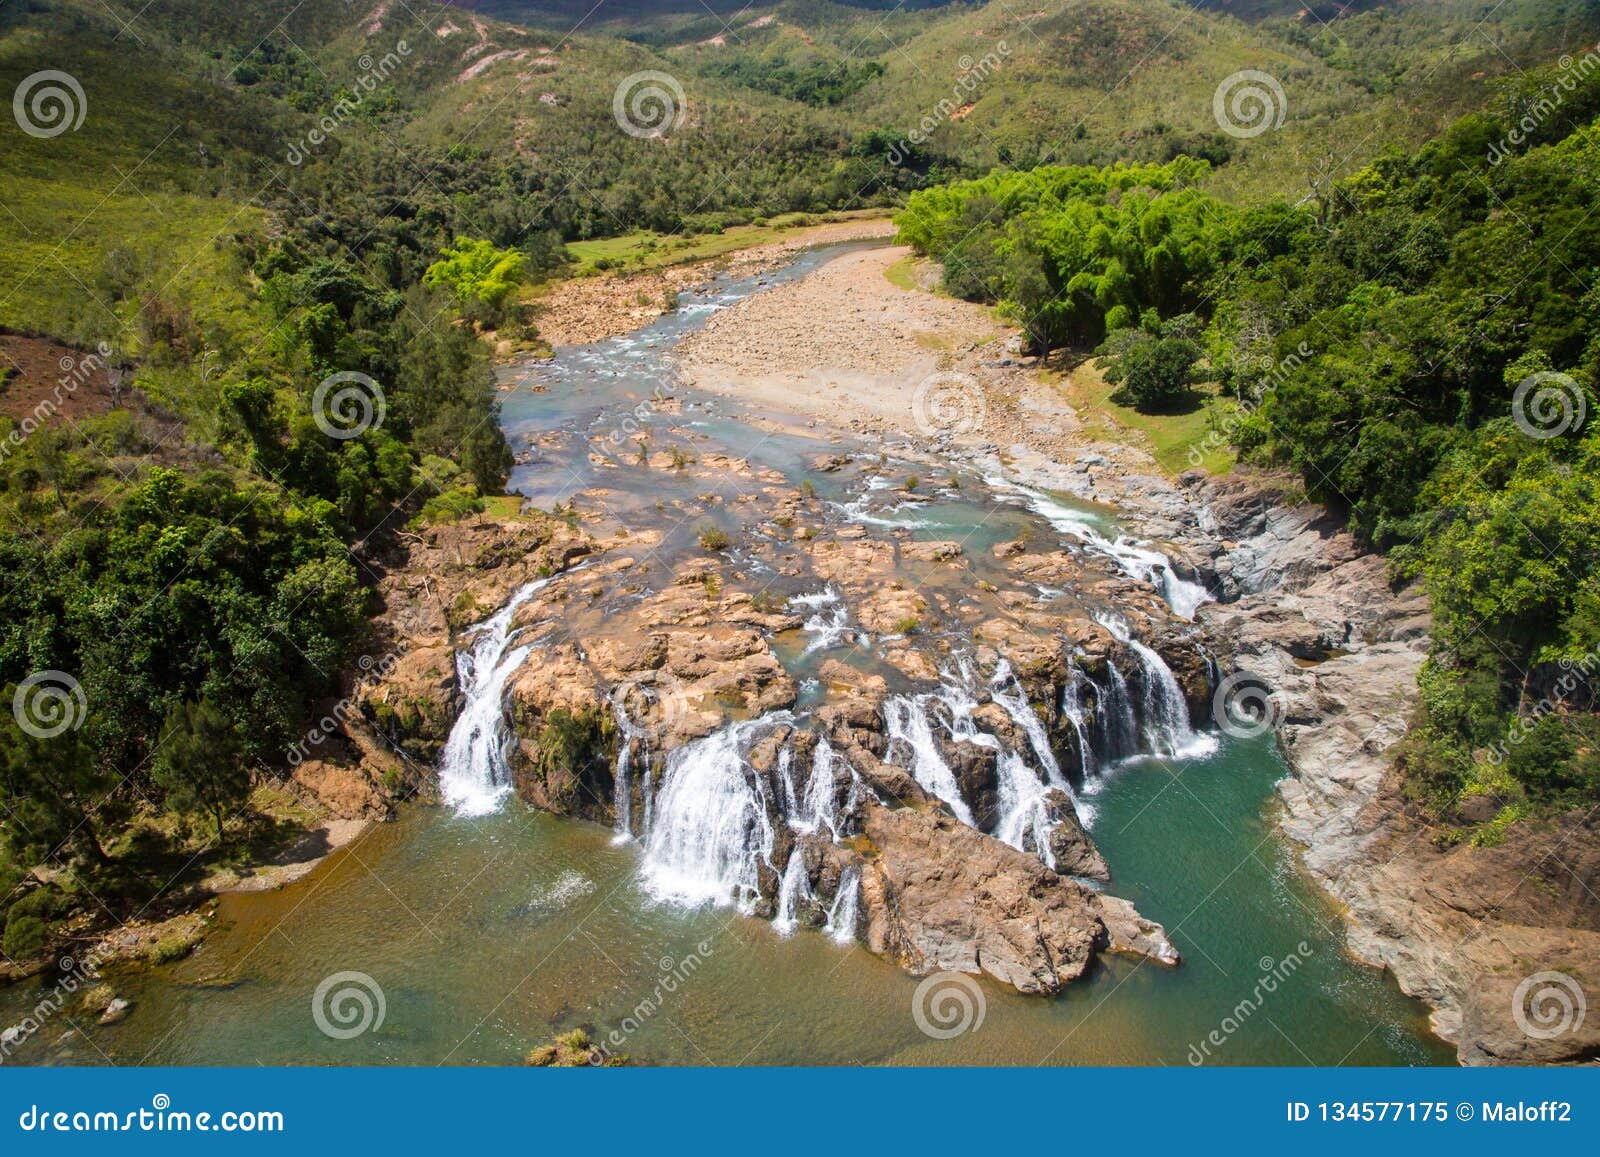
[0,243,1452,1067]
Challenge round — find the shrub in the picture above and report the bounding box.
[3,914,46,959]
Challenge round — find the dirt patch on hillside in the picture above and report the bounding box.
[0,331,127,425]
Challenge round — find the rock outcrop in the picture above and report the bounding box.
[1181,471,1599,1066]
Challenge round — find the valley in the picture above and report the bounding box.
[1,0,1597,1072]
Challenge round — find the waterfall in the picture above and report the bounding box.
[772,849,814,937]
[640,717,780,912]
[824,865,860,945]
[882,693,978,827]
[985,476,1212,619]
[612,735,634,843]
[1095,613,1217,761]
[437,577,554,817]
[884,660,1094,857]
[989,660,1093,837]
[789,737,849,839]
[1061,669,1098,780]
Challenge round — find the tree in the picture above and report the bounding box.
[0,721,114,867]
[422,239,526,315]
[1096,320,1208,412]
[152,699,251,844]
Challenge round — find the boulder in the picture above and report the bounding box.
[860,802,1106,993]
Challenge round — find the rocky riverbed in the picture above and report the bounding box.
[353,238,1598,1062]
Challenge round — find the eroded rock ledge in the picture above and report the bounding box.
[1182,473,1600,1066]
[361,458,1206,994]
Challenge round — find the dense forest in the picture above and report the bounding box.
[1,0,1597,955]
[898,57,1600,830]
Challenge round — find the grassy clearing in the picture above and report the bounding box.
[883,254,922,292]
[482,494,529,519]
[1046,361,1237,477]
[561,209,888,276]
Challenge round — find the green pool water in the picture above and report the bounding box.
[0,243,1452,1068]
[5,731,1449,1067]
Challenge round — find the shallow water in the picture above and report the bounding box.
[0,244,1453,1067]
[5,736,1449,1066]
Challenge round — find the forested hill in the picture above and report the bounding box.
[0,0,1595,949]
[896,61,1600,835]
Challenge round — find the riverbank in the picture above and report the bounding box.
[669,242,1599,1064]
[529,216,896,348]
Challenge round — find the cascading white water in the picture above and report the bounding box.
[824,865,860,945]
[792,588,852,655]
[1095,613,1217,761]
[883,660,1092,858]
[437,577,555,817]
[787,736,850,839]
[1099,656,1138,759]
[986,476,1213,619]
[612,735,635,843]
[882,693,978,827]
[1061,669,1098,781]
[990,660,1094,831]
[640,717,780,912]
[772,848,814,937]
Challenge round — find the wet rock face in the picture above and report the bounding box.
[859,803,1138,994]
[367,444,1219,996]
